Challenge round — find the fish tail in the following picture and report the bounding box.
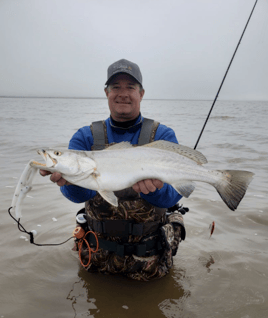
[214,170,254,211]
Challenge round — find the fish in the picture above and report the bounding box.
[11,140,254,218]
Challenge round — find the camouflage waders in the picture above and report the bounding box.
[75,190,185,281]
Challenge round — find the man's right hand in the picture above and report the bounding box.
[39,170,70,187]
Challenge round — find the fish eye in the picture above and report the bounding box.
[54,151,62,156]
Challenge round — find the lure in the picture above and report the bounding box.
[11,161,38,219]
[209,221,215,238]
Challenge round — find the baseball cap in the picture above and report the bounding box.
[105,59,143,86]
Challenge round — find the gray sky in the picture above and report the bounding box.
[1,0,267,100]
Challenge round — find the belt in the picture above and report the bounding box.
[87,217,161,238]
[85,232,163,257]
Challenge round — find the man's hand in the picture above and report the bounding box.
[132,179,164,194]
[39,170,70,187]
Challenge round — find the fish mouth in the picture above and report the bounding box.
[31,150,57,168]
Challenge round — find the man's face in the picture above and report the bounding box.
[105,74,145,122]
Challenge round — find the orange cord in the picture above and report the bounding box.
[73,226,99,268]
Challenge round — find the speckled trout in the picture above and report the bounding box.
[11,141,254,218]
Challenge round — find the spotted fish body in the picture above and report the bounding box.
[11,140,254,218]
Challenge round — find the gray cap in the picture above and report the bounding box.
[105,59,143,86]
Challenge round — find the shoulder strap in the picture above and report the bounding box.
[91,120,107,150]
[138,118,160,145]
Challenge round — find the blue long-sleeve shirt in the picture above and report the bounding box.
[60,114,182,208]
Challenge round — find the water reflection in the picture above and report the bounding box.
[67,265,190,318]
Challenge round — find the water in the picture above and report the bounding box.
[0,98,267,317]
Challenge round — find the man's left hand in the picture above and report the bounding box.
[132,179,164,194]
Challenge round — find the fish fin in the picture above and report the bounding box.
[172,181,196,198]
[142,141,208,165]
[104,142,133,151]
[214,170,254,211]
[98,190,118,207]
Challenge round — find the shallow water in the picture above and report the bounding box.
[1,98,267,317]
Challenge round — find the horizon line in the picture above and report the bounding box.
[0,96,266,102]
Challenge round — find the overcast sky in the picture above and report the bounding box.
[0,0,267,100]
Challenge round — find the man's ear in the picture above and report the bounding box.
[104,87,109,98]
[140,88,145,101]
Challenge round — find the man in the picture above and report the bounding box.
[41,59,186,281]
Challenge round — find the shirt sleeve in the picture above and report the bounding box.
[140,124,182,208]
[60,127,97,203]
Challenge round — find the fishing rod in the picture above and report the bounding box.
[194,0,259,150]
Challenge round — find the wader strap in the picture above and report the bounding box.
[87,217,161,237]
[91,120,107,150]
[86,233,163,257]
[138,118,158,146]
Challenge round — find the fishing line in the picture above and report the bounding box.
[8,207,73,246]
[194,0,259,150]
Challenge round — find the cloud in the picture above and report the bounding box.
[0,0,267,100]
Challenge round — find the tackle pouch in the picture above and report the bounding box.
[160,211,186,257]
[159,224,174,251]
[167,211,186,241]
